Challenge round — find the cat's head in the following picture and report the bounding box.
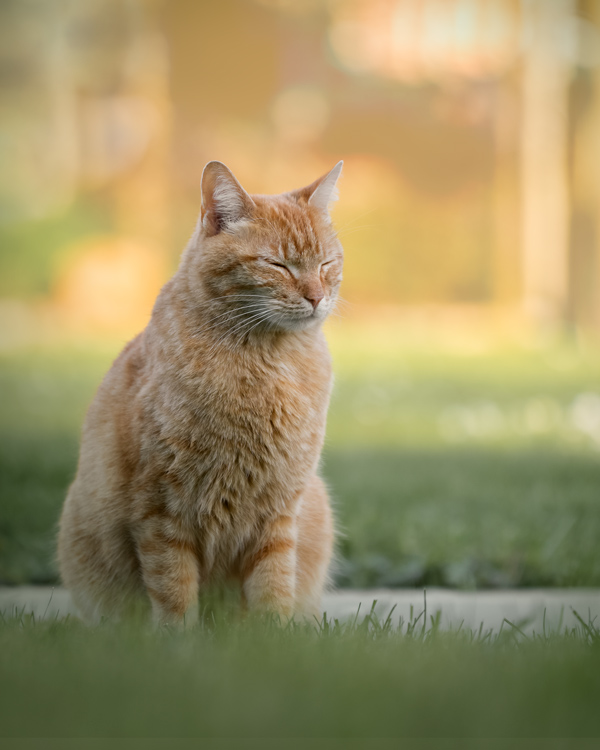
[185,161,344,335]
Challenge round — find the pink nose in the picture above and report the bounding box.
[305,291,324,310]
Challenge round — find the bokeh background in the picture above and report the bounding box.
[1,0,600,590]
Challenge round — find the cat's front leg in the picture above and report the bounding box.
[242,514,298,618]
[135,516,200,627]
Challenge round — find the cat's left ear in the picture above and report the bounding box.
[293,161,343,213]
[200,161,255,237]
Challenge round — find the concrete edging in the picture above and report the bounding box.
[1,586,599,634]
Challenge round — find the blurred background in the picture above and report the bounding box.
[1,0,600,590]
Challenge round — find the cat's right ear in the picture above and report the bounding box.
[200,161,255,237]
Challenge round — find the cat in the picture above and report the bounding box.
[57,159,344,625]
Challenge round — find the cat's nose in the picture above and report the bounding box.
[305,291,324,310]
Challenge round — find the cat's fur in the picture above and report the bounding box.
[57,160,343,625]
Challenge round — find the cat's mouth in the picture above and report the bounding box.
[289,308,326,327]
[265,297,330,331]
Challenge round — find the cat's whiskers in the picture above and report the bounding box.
[334,208,376,235]
[335,294,351,307]
[196,302,269,338]
[250,313,284,339]
[215,318,272,357]
[205,303,267,329]
[209,293,267,303]
[207,309,275,357]
[329,295,351,318]
[207,313,267,352]
[336,225,374,240]
[234,307,283,340]
[228,311,279,353]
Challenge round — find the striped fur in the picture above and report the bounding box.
[58,161,343,625]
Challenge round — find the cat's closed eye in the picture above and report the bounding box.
[268,260,294,277]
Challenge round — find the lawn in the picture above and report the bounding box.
[0,604,599,738]
[1,326,600,740]
[1,327,600,588]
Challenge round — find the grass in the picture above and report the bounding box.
[1,328,600,740]
[329,447,600,588]
[0,602,599,738]
[1,334,600,587]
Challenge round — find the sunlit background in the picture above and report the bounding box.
[3,0,600,337]
[2,0,600,589]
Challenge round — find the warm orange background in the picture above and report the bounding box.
[2,0,600,340]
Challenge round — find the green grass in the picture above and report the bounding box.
[0,605,599,738]
[1,336,600,740]
[328,447,600,588]
[1,338,600,587]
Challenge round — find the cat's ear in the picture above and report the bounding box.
[293,161,343,213]
[200,161,255,237]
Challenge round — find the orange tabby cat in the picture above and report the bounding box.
[58,160,343,625]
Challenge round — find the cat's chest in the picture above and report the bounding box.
[205,353,329,450]
[161,345,331,513]
[152,344,331,548]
